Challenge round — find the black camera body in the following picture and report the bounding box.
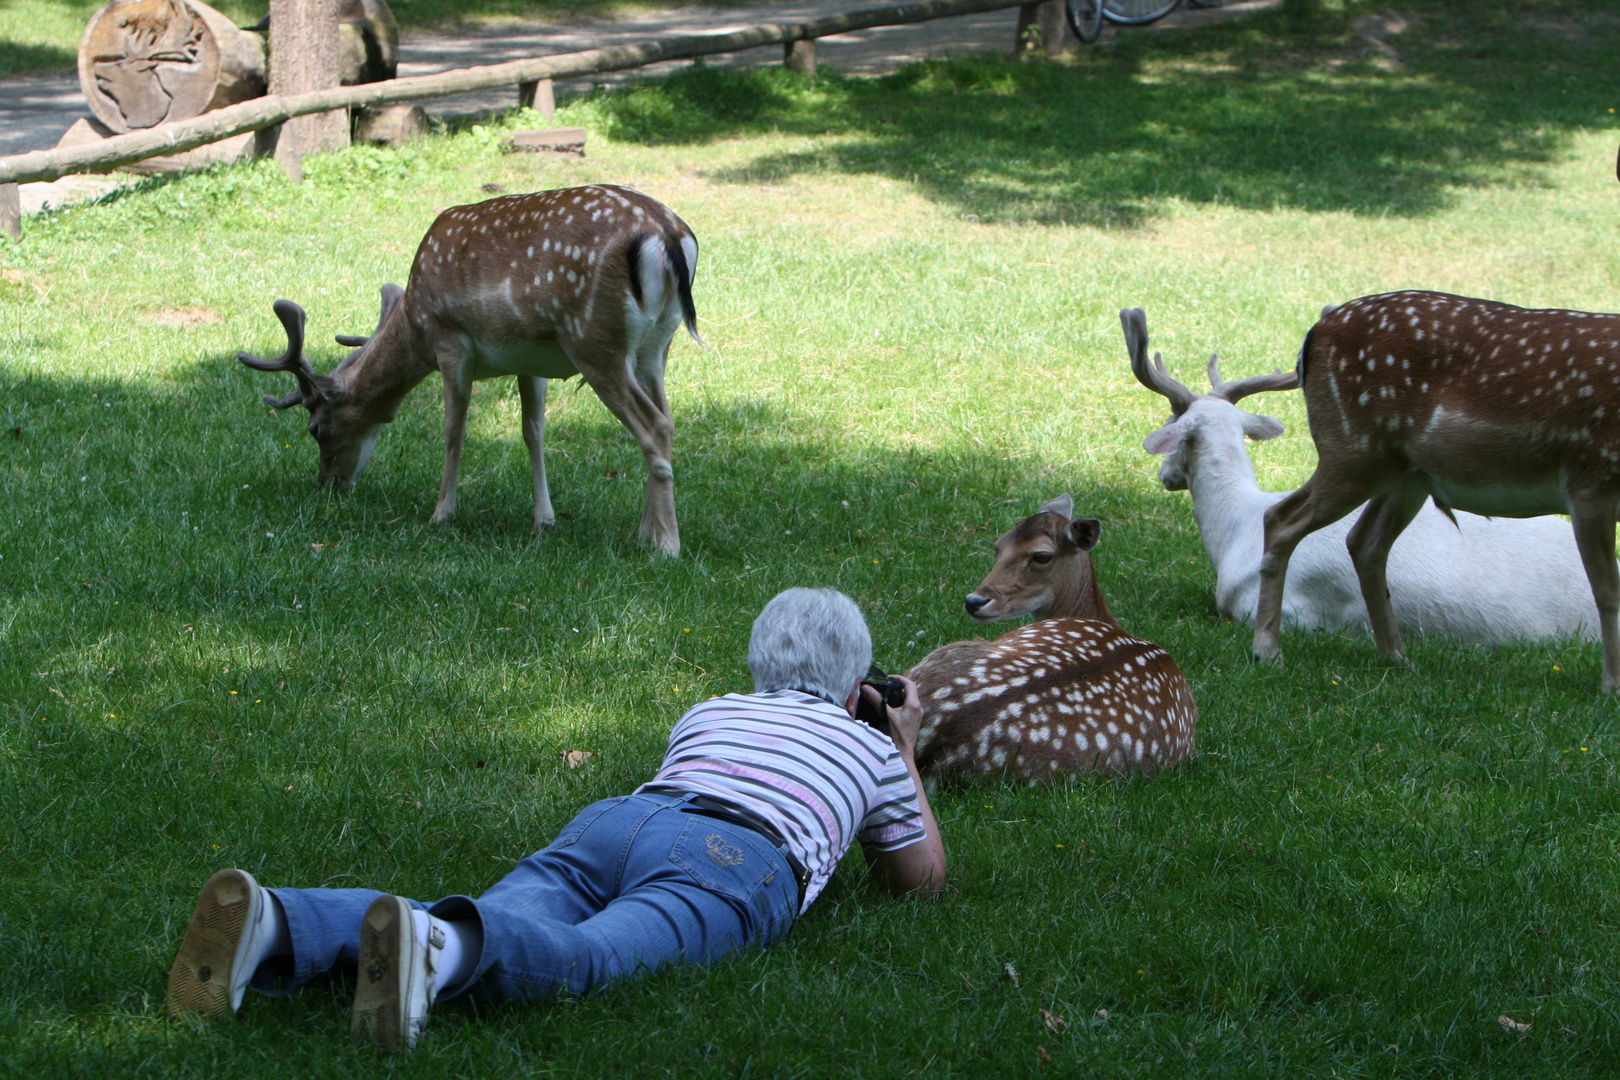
[855,664,906,737]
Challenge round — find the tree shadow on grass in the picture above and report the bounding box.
[576,0,1619,227]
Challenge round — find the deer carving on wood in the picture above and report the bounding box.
[239,184,700,557]
[908,497,1197,784]
[1255,290,1620,688]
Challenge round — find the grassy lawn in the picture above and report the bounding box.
[3,0,1620,1075]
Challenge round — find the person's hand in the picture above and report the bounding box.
[864,674,923,757]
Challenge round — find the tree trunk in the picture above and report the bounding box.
[78,0,267,133]
[269,0,347,156]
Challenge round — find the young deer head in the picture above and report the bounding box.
[963,495,1115,626]
[909,497,1197,784]
[1256,290,1620,688]
[239,184,699,557]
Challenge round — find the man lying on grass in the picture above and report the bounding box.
[166,587,947,1052]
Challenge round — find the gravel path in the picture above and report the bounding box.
[2,0,1279,212]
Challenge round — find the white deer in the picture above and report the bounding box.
[1253,291,1620,688]
[1123,307,1603,645]
[239,184,700,557]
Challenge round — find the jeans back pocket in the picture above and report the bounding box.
[668,817,782,903]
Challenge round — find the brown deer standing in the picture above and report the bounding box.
[1255,290,1620,688]
[239,184,700,557]
[908,496,1198,784]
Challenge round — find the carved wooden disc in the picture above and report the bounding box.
[79,0,223,132]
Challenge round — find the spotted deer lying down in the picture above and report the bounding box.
[908,497,1197,784]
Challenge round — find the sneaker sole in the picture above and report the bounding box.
[166,868,262,1018]
[351,895,413,1052]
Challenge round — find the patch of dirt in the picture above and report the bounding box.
[146,307,222,328]
[1,268,47,295]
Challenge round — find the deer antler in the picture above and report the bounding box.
[238,299,323,409]
[1207,354,1300,405]
[1121,308,1196,415]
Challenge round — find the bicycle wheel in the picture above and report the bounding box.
[1065,0,1105,43]
[1102,0,1181,26]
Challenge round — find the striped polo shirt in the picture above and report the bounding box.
[638,689,925,911]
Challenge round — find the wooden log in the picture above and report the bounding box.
[270,0,346,160]
[353,102,426,144]
[1,0,1031,186]
[337,0,397,84]
[78,0,267,133]
[784,38,816,74]
[500,127,586,155]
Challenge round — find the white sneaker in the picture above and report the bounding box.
[166,868,268,1018]
[351,895,442,1053]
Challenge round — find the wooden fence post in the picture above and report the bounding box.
[518,78,556,118]
[1,183,19,241]
[270,0,347,178]
[1014,0,1067,55]
[784,38,817,74]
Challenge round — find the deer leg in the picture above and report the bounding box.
[431,358,474,525]
[1344,484,1426,663]
[1568,495,1620,691]
[517,374,555,532]
[587,368,679,558]
[1255,476,1366,662]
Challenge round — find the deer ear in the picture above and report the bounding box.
[1243,413,1285,441]
[1037,495,1073,519]
[1069,518,1101,551]
[1143,422,1184,455]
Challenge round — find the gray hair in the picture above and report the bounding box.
[748,588,872,704]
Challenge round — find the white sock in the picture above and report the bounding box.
[411,910,482,993]
[249,890,292,975]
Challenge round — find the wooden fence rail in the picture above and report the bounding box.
[0,0,1035,188]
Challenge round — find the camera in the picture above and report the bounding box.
[855,664,907,737]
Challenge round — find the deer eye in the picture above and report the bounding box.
[1030,550,1054,564]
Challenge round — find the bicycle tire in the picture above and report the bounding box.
[1065,0,1105,43]
[1102,0,1181,25]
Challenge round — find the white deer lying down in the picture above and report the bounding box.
[239,185,700,557]
[1124,307,1603,643]
[908,496,1197,785]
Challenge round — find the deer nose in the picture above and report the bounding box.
[964,595,991,616]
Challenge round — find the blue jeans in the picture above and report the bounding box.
[254,792,801,1001]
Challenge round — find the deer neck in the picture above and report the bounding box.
[1183,416,1269,574]
[1039,560,1118,627]
[333,300,436,418]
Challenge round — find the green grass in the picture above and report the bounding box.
[3,0,1620,1075]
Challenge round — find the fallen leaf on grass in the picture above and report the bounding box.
[1035,1046,1053,1066]
[311,542,338,552]
[1000,962,1020,987]
[563,750,594,768]
[1040,1009,1067,1033]
[1498,1015,1531,1033]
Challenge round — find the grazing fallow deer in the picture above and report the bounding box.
[908,497,1197,784]
[1126,307,1602,643]
[1255,290,1620,688]
[239,184,700,557]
